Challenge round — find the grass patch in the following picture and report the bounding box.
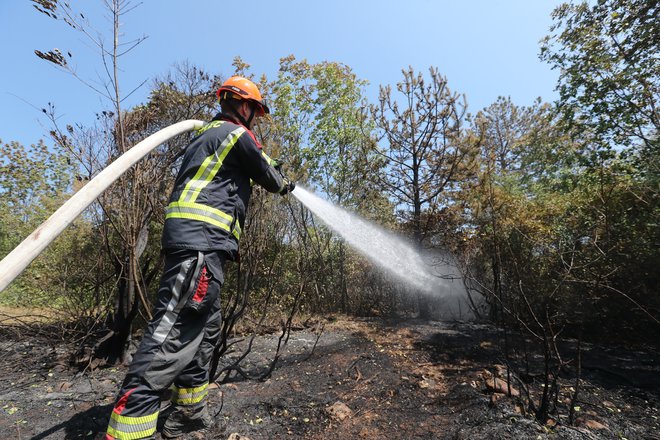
[0,305,63,325]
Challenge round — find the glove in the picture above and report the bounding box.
[279,178,296,196]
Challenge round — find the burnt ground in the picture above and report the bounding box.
[0,316,659,440]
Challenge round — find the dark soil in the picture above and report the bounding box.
[1,317,659,439]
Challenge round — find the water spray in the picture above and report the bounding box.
[290,186,446,295]
[0,120,205,292]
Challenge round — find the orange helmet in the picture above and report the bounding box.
[216,76,270,115]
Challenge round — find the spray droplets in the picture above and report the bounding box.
[291,186,444,294]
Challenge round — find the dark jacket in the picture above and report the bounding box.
[161,113,284,259]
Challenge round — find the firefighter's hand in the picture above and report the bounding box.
[279,178,296,196]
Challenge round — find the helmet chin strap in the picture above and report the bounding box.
[227,99,256,128]
[245,106,256,128]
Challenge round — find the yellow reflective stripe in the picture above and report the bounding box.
[171,383,209,405]
[232,221,241,240]
[261,150,275,166]
[180,126,245,203]
[165,202,241,240]
[180,154,216,203]
[174,383,208,395]
[175,394,208,405]
[106,426,156,440]
[110,410,159,426]
[167,211,231,233]
[166,201,241,239]
[168,201,233,222]
[107,410,158,439]
[258,151,285,191]
[174,391,208,405]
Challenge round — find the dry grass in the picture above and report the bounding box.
[0,305,63,325]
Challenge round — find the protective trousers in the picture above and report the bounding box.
[106,249,225,440]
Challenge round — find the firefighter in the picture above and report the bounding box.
[105,76,295,440]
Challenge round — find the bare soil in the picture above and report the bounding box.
[1,317,659,439]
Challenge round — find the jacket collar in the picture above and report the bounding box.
[212,113,262,149]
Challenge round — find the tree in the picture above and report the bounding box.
[269,55,389,313]
[270,56,382,207]
[0,139,77,305]
[32,0,154,362]
[369,66,475,318]
[460,89,660,423]
[31,1,220,363]
[540,0,659,154]
[539,0,660,341]
[464,98,582,422]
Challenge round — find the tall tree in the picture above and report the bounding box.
[369,66,475,318]
[31,2,217,362]
[270,56,380,207]
[270,56,387,313]
[539,0,659,340]
[465,97,569,318]
[33,0,151,362]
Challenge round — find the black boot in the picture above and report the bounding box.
[161,402,214,439]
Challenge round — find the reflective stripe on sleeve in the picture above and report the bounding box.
[261,150,275,165]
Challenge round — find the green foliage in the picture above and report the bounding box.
[258,56,394,314]
[466,94,659,344]
[0,139,86,306]
[532,0,659,340]
[460,91,659,421]
[0,140,73,218]
[540,0,659,152]
[270,56,383,208]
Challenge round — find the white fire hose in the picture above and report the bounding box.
[0,119,205,292]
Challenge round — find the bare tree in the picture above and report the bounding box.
[32,2,219,363]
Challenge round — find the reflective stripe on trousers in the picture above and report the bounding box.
[106,250,224,439]
[171,382,209,405]
[106,410,158,439]
[106,387,158,439]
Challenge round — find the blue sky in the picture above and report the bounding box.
[0,0,562,148]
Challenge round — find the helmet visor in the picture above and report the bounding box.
[255,100,270,116]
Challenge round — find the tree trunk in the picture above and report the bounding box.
[339,242,348,313]
[413,198,432,319]
[96,251,140,364]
